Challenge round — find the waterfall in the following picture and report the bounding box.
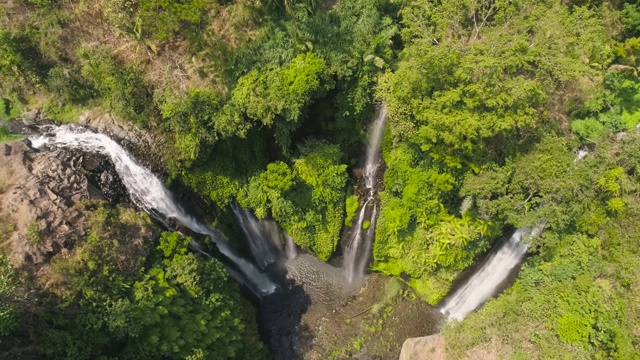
[231,203,284,269]
[283,232,298,260]
[30,125,276,295]
[343,106,387,283]
[439,228,534,321]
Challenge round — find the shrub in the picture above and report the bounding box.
[77,46,152,125]
[344,195,360,226]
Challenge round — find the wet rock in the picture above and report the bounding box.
[85,112,165,172]
[82,155,100,171]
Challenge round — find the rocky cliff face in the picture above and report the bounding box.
[0,139,127,273]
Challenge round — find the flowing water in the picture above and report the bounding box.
[30,125,276,295]
[231,203,284,269]
[343,106,387,283]
[283,231,298,261]
[439,228,535,321]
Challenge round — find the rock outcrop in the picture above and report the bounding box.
[399,335,445,360]
[0,140,126,271]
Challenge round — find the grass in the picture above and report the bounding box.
[42,100,88,124]
[26,222,41,245]
[0,125,21,144]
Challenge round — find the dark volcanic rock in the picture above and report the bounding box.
[82,155,100,171]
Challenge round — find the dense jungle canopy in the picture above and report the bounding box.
[0,0,639,359]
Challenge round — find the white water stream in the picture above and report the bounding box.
[343,106,387,283]
[439,228,534,321]
[231,203,284,269]
[31,125,276,295]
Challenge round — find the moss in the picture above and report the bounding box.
[344,194,360,226]
[362,220,371,230]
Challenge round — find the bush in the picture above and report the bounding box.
[106,0,213,45]
[46,65,95,104]
[40,205,267,359]
[238,141,348,259]
[344,195,360,226]
[77,46,152,125]
[0,124,21,143]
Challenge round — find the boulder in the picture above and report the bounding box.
[82,155,100,171]
[399,335,445,360]
[21,109,40,123]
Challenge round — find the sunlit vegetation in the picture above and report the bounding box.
[1,0,640,358]
[0,124,21,143]
[33,203,264,359]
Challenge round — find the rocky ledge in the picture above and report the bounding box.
[0,140,127,272]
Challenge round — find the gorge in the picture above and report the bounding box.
[1,1,639,358]
[25,109,535,358]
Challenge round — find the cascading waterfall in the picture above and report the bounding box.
[30,125,276,295]
[283,232,298,261]
[343,106,387,283]
[439,227,537,321]
[231,203,284,270]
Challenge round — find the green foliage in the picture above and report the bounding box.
[0,29,51,87]
[0,255,19,337]
[443,225,639,359]
[77,46,152,125]
[137,0,210,42]
[158,89,225,168]
[621,3,640,38]
[22,0,60,8]
[570,69,640,143]
[0,216,16,241]
[239,141,348,259]
[178,127,272,208]
[570,117,606,141]
[362,220,371,230]
[265,0,317,16]
[46,65,95,104]
[225,52,329,151]
[26,221,41,244]
[5,0,640,358]
[0,124,21,143]
[40,205,266,359]
[344,194,360,226]
[380,1,608,165]
[157,231,189,258]
[105,0,212,45]
[442,125,640,358]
